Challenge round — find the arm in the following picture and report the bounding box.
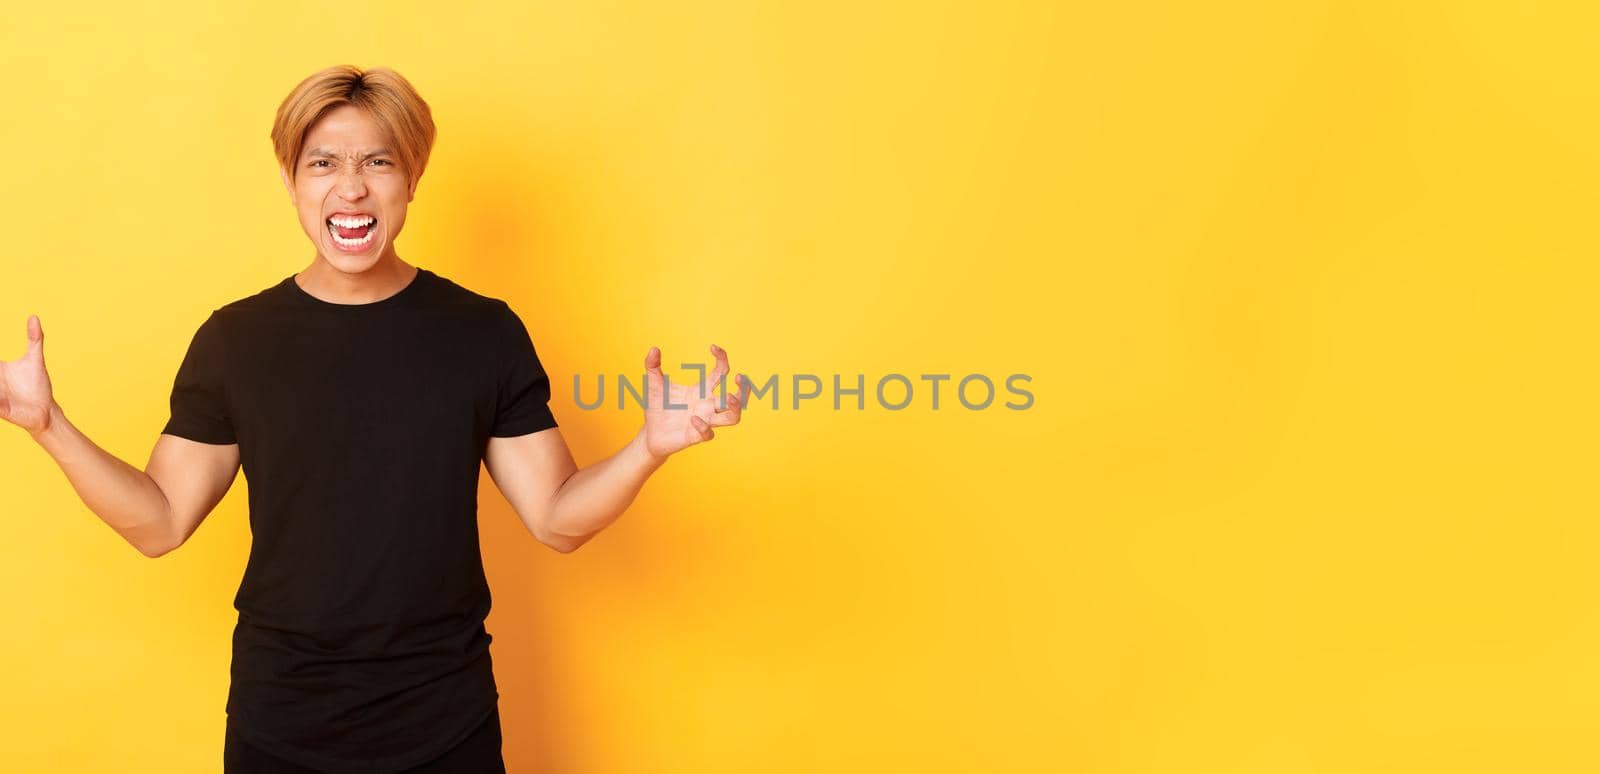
[5,316,238,558]
[484,426,662,553]
[32,405,239,557]
[484,343,751,554]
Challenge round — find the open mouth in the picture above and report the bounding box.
[327,214,377,249]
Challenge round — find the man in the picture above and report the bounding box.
[0,64,752,773]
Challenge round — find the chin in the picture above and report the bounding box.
[323,252,384,272]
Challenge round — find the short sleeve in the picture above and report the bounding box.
[162,310,237,445]
[491,302,559,437]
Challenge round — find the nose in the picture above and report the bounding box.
[334,168,368,201]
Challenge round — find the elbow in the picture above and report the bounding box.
[137,497,182,558]
[533,518,591,554]
[132,518,183,559]
[538,527,589,554]
[136,538,177,559]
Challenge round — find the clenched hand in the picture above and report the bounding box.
[1,315,55,436]
[640,343,752,459]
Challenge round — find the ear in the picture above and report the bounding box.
[279,166,296,204]
[407,174,418,203]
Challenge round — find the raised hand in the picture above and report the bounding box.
[640,343,752,459]
[0,315,56,435]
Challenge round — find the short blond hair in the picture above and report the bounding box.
[271,64,437,188]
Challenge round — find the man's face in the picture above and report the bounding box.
[280,103,416,272]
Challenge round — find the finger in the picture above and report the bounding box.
[689,414,715,443]
[708,375,749,426]
[705,343,730,393]
[707,402,740,426]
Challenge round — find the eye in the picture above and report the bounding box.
[370,159,392,166]
[309,159,331,168]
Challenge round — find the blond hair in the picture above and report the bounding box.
[271,65,437,188]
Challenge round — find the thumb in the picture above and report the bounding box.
[644,345,663,378]
[26,314,43,360]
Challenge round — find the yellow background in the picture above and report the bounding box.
[1,1,1595,772]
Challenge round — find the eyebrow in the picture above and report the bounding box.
[303,147,393,160]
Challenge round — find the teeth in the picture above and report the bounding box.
[328,215,376,228]
[328,221,377,247]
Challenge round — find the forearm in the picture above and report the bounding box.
[30,403,174,556]
[545,427,667,539]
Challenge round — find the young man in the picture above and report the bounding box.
[1,64,752,773]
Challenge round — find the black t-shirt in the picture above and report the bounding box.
[161,266,558,772]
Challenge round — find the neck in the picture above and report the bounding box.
[296,254,418,304]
